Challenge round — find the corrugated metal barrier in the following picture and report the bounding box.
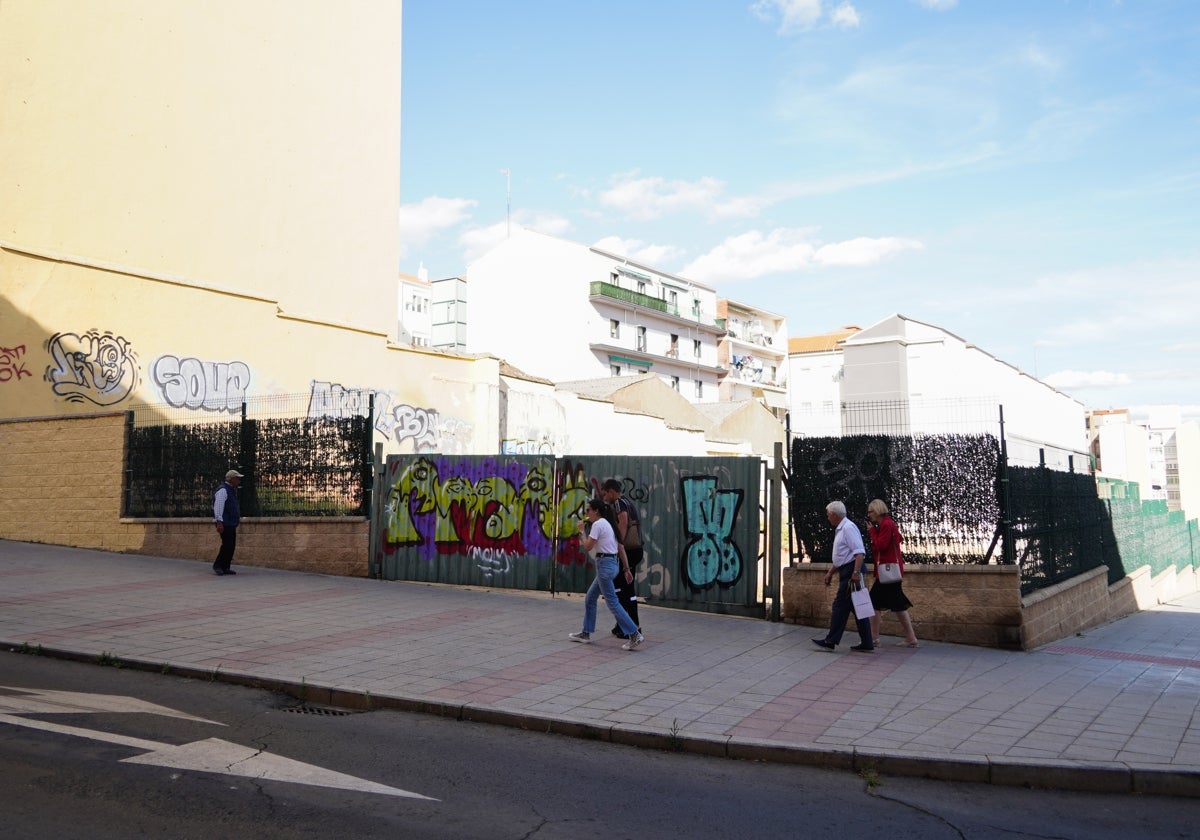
[372,454,764,616]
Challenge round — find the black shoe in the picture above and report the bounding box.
[611,626,626,638]
[850,644,874,652]
[213,569,225,576]
[224,569,236,575]
[812,638,835,650]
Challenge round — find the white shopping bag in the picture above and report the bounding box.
[849,579,875,619]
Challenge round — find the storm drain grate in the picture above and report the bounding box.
[282,704,359,716]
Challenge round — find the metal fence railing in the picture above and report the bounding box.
[123,393,373,518]
[784,399,1199,596]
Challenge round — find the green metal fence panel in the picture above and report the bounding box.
[373,453,764,616]
[580,454,763,615]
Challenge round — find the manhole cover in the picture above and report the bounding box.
[282,704,358,716]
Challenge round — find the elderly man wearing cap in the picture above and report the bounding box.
[212,469,244,576]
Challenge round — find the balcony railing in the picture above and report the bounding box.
[590,281,675,315]
[590,282,727,332]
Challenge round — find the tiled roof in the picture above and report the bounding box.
[787,326,861,355]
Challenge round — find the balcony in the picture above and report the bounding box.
[590,282,727,333]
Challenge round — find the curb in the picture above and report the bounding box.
[6,642,1198,797]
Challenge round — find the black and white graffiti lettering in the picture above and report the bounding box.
[394,404,439,449]
[309,381,397,438]
[152,355,251,412]
[1,345,32,382]
[45,330,139,405]
[470,546,514,579]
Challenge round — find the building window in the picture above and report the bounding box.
[668,334,678,357]
[668,290,678,309]
[610,319,620,339]
[692,299,701,318]
[671,376,680,391]
[611,364,622,376]
[637,280,647,294]
[693,339,701,358]
[636,326,647,351]
[695,380,703,399]
[610,271,619,285]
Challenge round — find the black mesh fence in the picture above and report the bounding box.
[788,433,1001,565]
[1007,463,1114,593]
[123,395,372,518]
[786,399,1119,595]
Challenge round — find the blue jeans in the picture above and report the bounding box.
[583,555,640,636]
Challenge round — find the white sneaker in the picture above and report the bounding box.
[621,632,644,651]
[568,632,592,643]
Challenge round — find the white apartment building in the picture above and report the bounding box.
[467,228,727,402]
[786,326,861,437]
[717,298,789,419]
[789,314,1088,464]
[397,269,433,348]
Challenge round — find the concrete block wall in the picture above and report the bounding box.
[1020,566,1110,649]
[1,413,369,577]
[782,563,1023,648]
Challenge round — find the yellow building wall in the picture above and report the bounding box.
[0,0,402,336]
[0,252,498,454]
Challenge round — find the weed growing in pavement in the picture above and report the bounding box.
[208,664,222,682]
[96,651,124,668]
[14,642,44,656]
[859,764,880,791]
[667,718,684,751]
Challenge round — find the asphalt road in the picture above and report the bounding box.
[2,651,1198,839]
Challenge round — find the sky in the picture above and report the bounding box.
[398,0,1200,422]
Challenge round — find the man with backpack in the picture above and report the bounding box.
[600,478,643,638]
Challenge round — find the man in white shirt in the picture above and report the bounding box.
[812,500,874,652]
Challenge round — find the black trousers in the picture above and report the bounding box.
[214,526,237,572]
[611,546,642,634]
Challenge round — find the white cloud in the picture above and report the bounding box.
[1042,370,1133,390]
[831,3,860,28]
[599,172,728,221]
[592,236,686,266]
[750,0,860,34]
[750,0,822,34]
[814,236,923,266]
[459,213,572,265]
[397,196,477,258]
[680,228,920,282]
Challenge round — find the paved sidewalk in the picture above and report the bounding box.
[1,540,1198,795]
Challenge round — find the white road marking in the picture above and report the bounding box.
[0,688,438,800]
[0,686,221,724]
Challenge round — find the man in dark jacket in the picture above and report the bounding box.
[601,478,642,638]
[212,469,243,576]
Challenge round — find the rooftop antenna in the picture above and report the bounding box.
[500,168,511,238]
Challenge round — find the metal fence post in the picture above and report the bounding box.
[767,441,783,621]
[998,405,1016,565]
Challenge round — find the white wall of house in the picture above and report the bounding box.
[840,315,1087,460]
[1096,423,1153,489]
[467,228,725,404]
[786,350,843,437]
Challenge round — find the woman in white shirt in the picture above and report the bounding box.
[569,498,645,650]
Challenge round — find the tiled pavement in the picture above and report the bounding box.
[2,539,1198,795]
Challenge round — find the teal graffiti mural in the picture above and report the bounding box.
[681,475,744,590]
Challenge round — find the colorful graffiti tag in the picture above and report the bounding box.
[681,475,744,590]
[382,457,594,568]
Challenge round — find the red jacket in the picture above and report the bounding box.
[870,514,903,579]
